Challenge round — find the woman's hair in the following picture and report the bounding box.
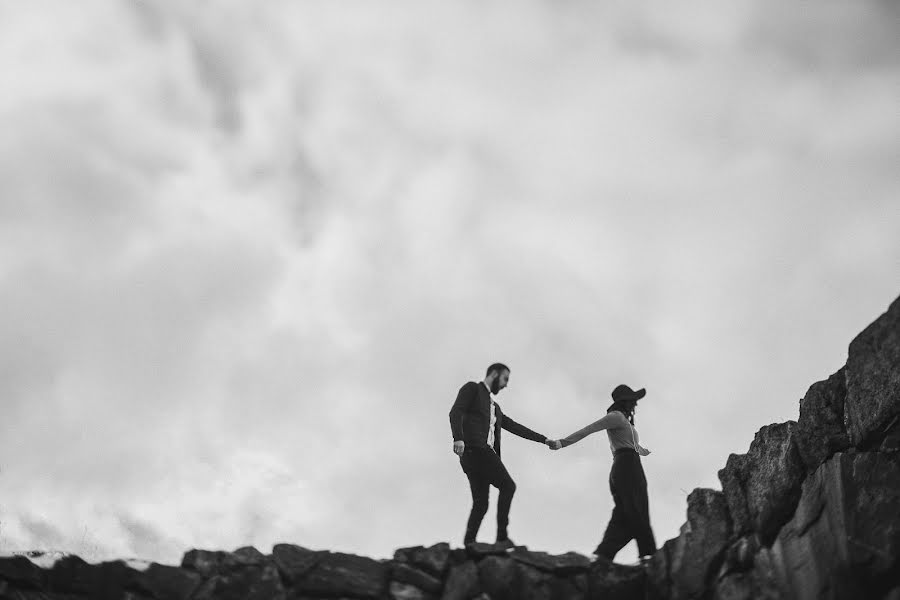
[606,401,635,426]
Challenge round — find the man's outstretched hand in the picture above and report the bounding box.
[545,439,562,450]
[453,440,465,456]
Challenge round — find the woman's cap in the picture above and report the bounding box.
[612,384,646,402]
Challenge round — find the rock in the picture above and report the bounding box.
[716,534,761,579]
[464,542,513,559]
[391,562,443,594]
[293,552,387,598]
[477,556,519,599]
[46,557,145,598]
[440,561,480,600]
[0,556,45,590]
[391,580,437,600]
[718,453,752,536]
[767,450,900,600]
[665,489,731,600]
[272,544,322,584]
[390,580,437,600]
[478,556,580,600]
[181,547,265,577]
[586,560,645,600]
[393,543,451,578]
[508,549,591,575]
[885,587,900,600]
[718,422,804,543]
[137,563,203,600]
[796,369,850,471]
[644,544,672,600]
[1,592,85,600]
[192,562,286,600]
[845,296,900,448]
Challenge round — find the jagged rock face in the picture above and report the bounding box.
[711,450,900,600]
[845,296,900,448]
[796,369,850,471]
[770,450,900,600]
[647,488,730,600]
[658,296,899,599]
[717,422,805,543]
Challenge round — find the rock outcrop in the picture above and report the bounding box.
[0,543,645,600]
[1,296,897,599]
[648,295,900,600]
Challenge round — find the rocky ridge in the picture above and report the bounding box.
[1,296,898,600]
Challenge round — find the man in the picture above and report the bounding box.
[449,363,549,548]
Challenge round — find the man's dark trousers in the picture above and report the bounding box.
[595,448,657,558]
[459,446,516,543]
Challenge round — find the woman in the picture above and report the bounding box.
[548,384,657,563]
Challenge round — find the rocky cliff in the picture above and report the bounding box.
[1,296,897,600]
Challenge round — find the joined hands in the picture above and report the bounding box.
[545,439,562,450]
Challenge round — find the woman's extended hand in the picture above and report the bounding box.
[546,439,562,450]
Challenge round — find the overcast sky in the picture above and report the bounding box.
[1,0,898,566]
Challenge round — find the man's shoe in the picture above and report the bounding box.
[494,537,516,550]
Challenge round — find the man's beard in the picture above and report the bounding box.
[490,379,501,394]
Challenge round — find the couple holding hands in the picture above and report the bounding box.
[448,363,657,564]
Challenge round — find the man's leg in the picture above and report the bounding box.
[481,450,517,541]
[460,451,491,544]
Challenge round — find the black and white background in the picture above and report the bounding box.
[0,0,898,566]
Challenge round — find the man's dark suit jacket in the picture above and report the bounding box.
[449,381,546,459]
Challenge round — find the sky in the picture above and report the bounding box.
[0,0,898,566]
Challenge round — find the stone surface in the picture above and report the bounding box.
[796,369,850,471]
[391,562,443,594]
[294,552,387,598]
[718,422,804,543]
[586,560,645,600]
[767,450,900,600]
[390,580,436,600]
[440,561,480,600]
[508,549,591,575]
[138,563,203,600]
[45,557,147,598]
[393,543,451,578]
[192,562,286,600]
[464,542,516,558]
[478,555,583,600]
[272,544,322,584]
[845,296,900,448]
[477,555,519,598]
[0,556,45,590]
[181,547,265,577]
[717,452,752,536]
[664,488,731,600]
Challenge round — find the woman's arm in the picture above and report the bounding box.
[559,412,626,448]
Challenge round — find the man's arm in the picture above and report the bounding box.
[500,413,548,444]
[559,412,625,448]
[449,382,478,442]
